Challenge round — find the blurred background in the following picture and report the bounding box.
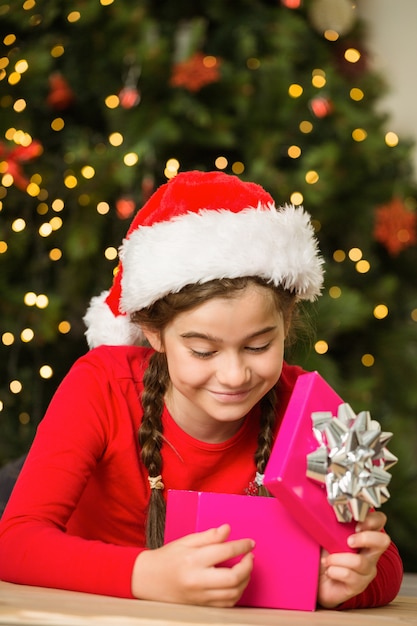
[1,0,416,571]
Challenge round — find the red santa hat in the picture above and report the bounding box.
[84,170,324,348]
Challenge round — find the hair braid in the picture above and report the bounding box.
[254,387,277,497]
[139,352,169,549]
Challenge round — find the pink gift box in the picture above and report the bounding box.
[264,371,357,554]
[164,490,320,611]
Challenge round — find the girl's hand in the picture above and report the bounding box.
[317,511,391,609]
[131,524,254,607]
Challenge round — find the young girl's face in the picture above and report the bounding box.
[144,283,287,443]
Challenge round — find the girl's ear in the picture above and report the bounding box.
[141,327,164,352]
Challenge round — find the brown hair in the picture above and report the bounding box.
[132,277,298,549]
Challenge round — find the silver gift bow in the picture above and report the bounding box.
[306,403,398,522]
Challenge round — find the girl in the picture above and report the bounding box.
[0,171,402,609]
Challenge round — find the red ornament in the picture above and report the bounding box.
[47,72,75,110]
[141,175,155,202]
[170,52,221,92]
[119,86,141,109]
[116,197,136,219]
[374,197,417,256]
[309,96,333,118]
[0,140,43,190]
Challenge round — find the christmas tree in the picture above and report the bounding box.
[1,0,416,570]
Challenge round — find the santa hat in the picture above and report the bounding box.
[84,170,324,348]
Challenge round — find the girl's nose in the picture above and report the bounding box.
[215,353,250,387]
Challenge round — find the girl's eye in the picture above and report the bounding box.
[189,343,271,358]
[190,349,216,359]
[246,343,270,353]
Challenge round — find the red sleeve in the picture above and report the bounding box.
[335,538,403,610]
[0,352,142,598]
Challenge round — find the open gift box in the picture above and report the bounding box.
[164,490,320,610]
[264,371,357,554]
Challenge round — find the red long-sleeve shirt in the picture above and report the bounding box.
[0,346,403,606]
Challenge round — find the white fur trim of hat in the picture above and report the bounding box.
[84,171,324,348]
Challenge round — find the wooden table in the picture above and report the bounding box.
[0,577,416,626]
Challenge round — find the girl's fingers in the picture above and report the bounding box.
[179,524,232,547]
[355,511,387,532]
[348,529,391,553]
[323,537,388,578]
[201,550,254,588]
[178,525,255,569]
[318,513,392,608]
[198,552,254,606]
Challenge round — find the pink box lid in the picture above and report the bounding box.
[165,490,320,611]
[264,371,357,554]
